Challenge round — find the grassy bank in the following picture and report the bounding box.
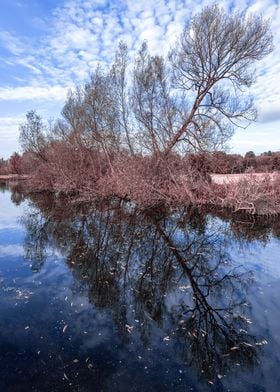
[209,173,280,215]
[20,153,280,216]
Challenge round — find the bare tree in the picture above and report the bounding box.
[19,110,47,160]
[60,67,121,170]
[162,5,273,156]
[131,42,180,156]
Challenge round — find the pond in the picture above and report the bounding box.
[0,182,280,391]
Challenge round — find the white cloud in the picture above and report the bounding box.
[230,121,280,154]
[16,57,43,75]
[0,85,68,101]
[258,101,280,123]
[0,30,26,56]
[0,116,23,138]
[0,116,24,157]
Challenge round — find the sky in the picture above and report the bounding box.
[0,0,279,159]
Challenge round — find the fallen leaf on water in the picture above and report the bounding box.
[255,339,268,346]
[63,373,70,381]
[178,285,191,291]
[242,342,254,347]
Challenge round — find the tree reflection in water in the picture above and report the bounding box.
[20,193,265,384]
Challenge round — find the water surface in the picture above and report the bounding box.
[0,183,280,391]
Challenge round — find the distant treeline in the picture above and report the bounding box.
[1,150,279,176]
[186,150,280,174]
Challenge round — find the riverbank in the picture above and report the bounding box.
[209,172,280,215]
[0,174,30,181]
[19,174,280,217]
[6,165,280,216]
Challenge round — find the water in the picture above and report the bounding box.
[0,183,280,391]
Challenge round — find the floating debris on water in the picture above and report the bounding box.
[125,324,134,333]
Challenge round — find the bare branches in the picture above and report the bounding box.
[164,5,273,155]
[19,110,47,161]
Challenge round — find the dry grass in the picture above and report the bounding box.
[210,173,280,215]
[211,172,278,185]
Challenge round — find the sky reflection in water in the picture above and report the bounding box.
[0,182,280,391]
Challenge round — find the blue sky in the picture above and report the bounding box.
[0,0,279,158]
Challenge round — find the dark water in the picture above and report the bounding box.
[1,183,280,392]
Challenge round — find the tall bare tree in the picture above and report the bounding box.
[162,5,273,156]
[130,6,272,157]
[131,42,181,156]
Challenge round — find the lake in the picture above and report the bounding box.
[0,182,280,391]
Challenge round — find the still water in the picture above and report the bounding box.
[0,182,280,392]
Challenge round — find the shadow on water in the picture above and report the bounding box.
[1,185,279,391]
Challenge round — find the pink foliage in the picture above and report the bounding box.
[22,147,280,215]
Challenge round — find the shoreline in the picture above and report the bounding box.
[3,171,280,216]
[0,174,30,181]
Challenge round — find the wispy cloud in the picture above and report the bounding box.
[0,115,25,156]
[231,122,280,154]
[0,30,26,56]
[0,114,25,134]
[0,85,68,101]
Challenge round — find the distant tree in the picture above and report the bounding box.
[245,151,256,159]
[0,157,9,175]
[19,110,47,160]
[9,152,22,174]
[272,153,280,171]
